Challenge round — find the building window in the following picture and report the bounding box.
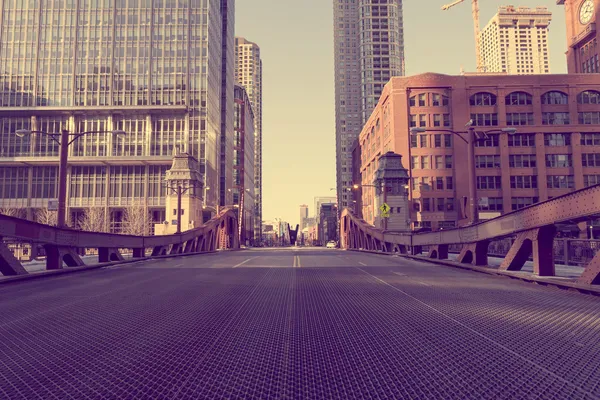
[478,197,503,211]
[579,112,600,125]
[436,177,444,190]
[411,156,419,169]
[541,91,568,105]
[506,113,534,126]
[439,220,455,229]
[446,198,455,211]
[508,134,535,147]
[470,113,498,126]
[434,134,442,147]
[444,134,452,147]
[582,153,600,167]
[446,177,454,190]
[435,155,444,169]
[577,90,600,104]
[433,114,441,127]
[547,175,574,189]
[419,135,428,148]
[544,133,571,146]
[546,154,572,168]
[418,94,426,107]
[510,175,538,189]
[584,175,600,187]
[436,198,445,211]
[542,112,570,125]
[511,197,539,210]
[422,198,430,211]
[445,156,453,168]
[443,114,451,127]
[509,154,536,168]
[477,176,502,189]
[432,94,441,106]
[419,114,426,127]
[470,92,497,106]
[581,133,600,146]
[409,96,416,107]
[410,114,417,127]
[475,133,499,147]
[410,135,418,148]
[420,156,430,169]
[505,91,533,105]
[476,155,501,168]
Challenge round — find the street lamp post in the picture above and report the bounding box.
[410,124,517,225]
[16,128,126,228]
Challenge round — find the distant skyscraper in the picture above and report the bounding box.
[480,6,552,75]
[314,197,337,220]
[299,204,309,230]
[235,37,263,243]
[333,0,405,211]
[0,1,233,231]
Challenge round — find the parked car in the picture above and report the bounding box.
[326,241,337,249]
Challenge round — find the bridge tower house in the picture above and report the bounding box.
[155,151,204,235]
[373,152,410,232]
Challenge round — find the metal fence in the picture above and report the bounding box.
[445,238,600,266]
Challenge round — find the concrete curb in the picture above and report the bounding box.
[0,250,222,286]
[344,249,600,296]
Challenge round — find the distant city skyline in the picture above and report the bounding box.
[236,0,568,227]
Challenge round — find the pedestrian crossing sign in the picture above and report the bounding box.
[380,203,391,218]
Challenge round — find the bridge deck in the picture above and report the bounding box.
[0,249,599,399]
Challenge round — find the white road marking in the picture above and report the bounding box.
[358,262,367,266]
[233,257,258,268]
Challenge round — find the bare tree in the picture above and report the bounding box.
[121,204,151,236]
[0,207,25,218]
[79,207,107,232]
[35,208,58,226]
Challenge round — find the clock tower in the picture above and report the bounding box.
[559,0,600,73]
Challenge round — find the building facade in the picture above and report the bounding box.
[559,0,600,73]
[333,0,405,212]
[0,1,234,232]
[233,85,255,245]
[480,6,552,75]
[299,204,308,230]
[314,196,337,220]
[234,37,262,243]
[318,203,338,244]
[356,73,600,232]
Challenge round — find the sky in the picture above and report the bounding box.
[235,0,569,227]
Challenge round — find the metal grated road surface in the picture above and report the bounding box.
[0,252,600,399]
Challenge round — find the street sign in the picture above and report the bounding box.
[380,203,391,218]
[47,200,58,211]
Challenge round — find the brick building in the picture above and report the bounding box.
[355,73,600,232]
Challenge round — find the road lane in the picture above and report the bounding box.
[0,248,599,399]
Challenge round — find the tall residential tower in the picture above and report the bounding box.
[480,6,552,75]
[333,0,405,211]
[235,37,263,243]
[0,1,234,232]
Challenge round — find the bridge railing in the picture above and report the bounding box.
[0,208,240,277]
[341,184,600,285]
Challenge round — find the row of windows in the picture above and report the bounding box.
[474,154,600,168]
[469,90,600,106]
[475,175,576,189]
[466,133,600,147]
[410,134,452,148]
[470,112,600,126]
[410,155,453,169]
[411,176,454,191]
[477,197,540,212]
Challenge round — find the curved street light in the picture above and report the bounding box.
[15,128,126,228]
[409,123,518,224]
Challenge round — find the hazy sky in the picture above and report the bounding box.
[235,0,568,227]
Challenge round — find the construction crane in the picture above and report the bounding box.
[442,0,484,72]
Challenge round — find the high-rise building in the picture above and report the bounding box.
[333,0,405,211]
[233,85,255,245]
[314,196,337,220]
[235,37,263,243]
[299,204,309,230]
[0,2,234,232]
[220,0,235,208]
[355,72,600,233]
[480,6,552,75]
[558,0,600,73]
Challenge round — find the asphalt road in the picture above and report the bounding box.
[1,248,599,399]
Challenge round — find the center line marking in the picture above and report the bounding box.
[233,257,257,268]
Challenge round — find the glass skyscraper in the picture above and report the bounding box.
[0,0,234,232]
[333,0,405,210]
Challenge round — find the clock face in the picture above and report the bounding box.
[580,0,595,24]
